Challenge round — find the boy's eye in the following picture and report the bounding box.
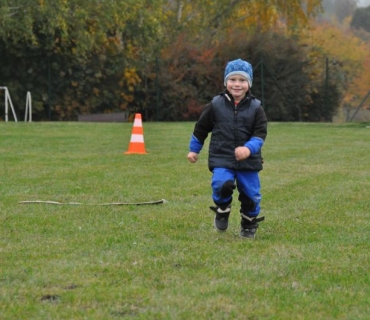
[229,78,245,82]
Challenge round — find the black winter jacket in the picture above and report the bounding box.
[192,91,267,171]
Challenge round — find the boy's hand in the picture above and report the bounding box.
[235,146,251,161]
[187,152,199,163]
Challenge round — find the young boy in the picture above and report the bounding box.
[187,58,268,239]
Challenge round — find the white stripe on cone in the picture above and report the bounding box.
[130,134,144,143]
[133,118,142,127]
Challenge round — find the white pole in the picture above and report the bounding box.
[7,89,18,122]
[29,92,32,122]
[3,88,9,122]
[0,86,18,122]
[24,97,28,121]
[25,91,32,122]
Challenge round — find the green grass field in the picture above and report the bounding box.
[1,121,369,319]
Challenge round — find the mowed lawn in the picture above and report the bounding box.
[0,121,369,319]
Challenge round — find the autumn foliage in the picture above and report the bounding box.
[0,0,369,121]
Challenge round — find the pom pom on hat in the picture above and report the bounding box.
[224,58,253,88]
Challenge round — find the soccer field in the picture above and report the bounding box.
[1,121,369,319]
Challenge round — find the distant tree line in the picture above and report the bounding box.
[0,0,368,122]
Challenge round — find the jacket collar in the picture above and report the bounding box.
[223,90,254,104]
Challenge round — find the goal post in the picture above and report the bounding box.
[24,91,32,122]
[0,86,18,122]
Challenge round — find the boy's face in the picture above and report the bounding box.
[226,75,249,103]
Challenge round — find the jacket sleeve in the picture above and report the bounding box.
[244,105,268,154]
[191,102,214,144]
[189,135,203,153]
[188,103,214,153]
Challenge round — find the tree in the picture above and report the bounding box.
[161,0,322,41]
[318,0,356,22]
[1,0,337,121]
[0,0,165,120]
[351,6,370,32]
[156,34,222,121]
[213,30,336,121]
[154,28,340,122]
[143,0,324,121]
[300,19,370,120]
[335,0,357,22]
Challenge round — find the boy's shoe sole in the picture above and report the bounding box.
[240,227,257,238]
[240,216,265,239]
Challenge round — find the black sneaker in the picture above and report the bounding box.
[240,216,265,239]
[210,206,231,231]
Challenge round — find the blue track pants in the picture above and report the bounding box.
[211,167,261,217]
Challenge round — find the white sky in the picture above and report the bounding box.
[357,0,370,7]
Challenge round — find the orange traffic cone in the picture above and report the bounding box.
[124,113,147,154]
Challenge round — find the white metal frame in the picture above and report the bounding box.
[0,86,18,122]
[24,91,32,122]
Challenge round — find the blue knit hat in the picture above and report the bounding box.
[224,58,253,88]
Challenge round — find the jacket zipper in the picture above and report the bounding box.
[234,102,238,164]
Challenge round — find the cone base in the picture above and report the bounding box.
[124,142,147,154]
[124,151,147,154]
